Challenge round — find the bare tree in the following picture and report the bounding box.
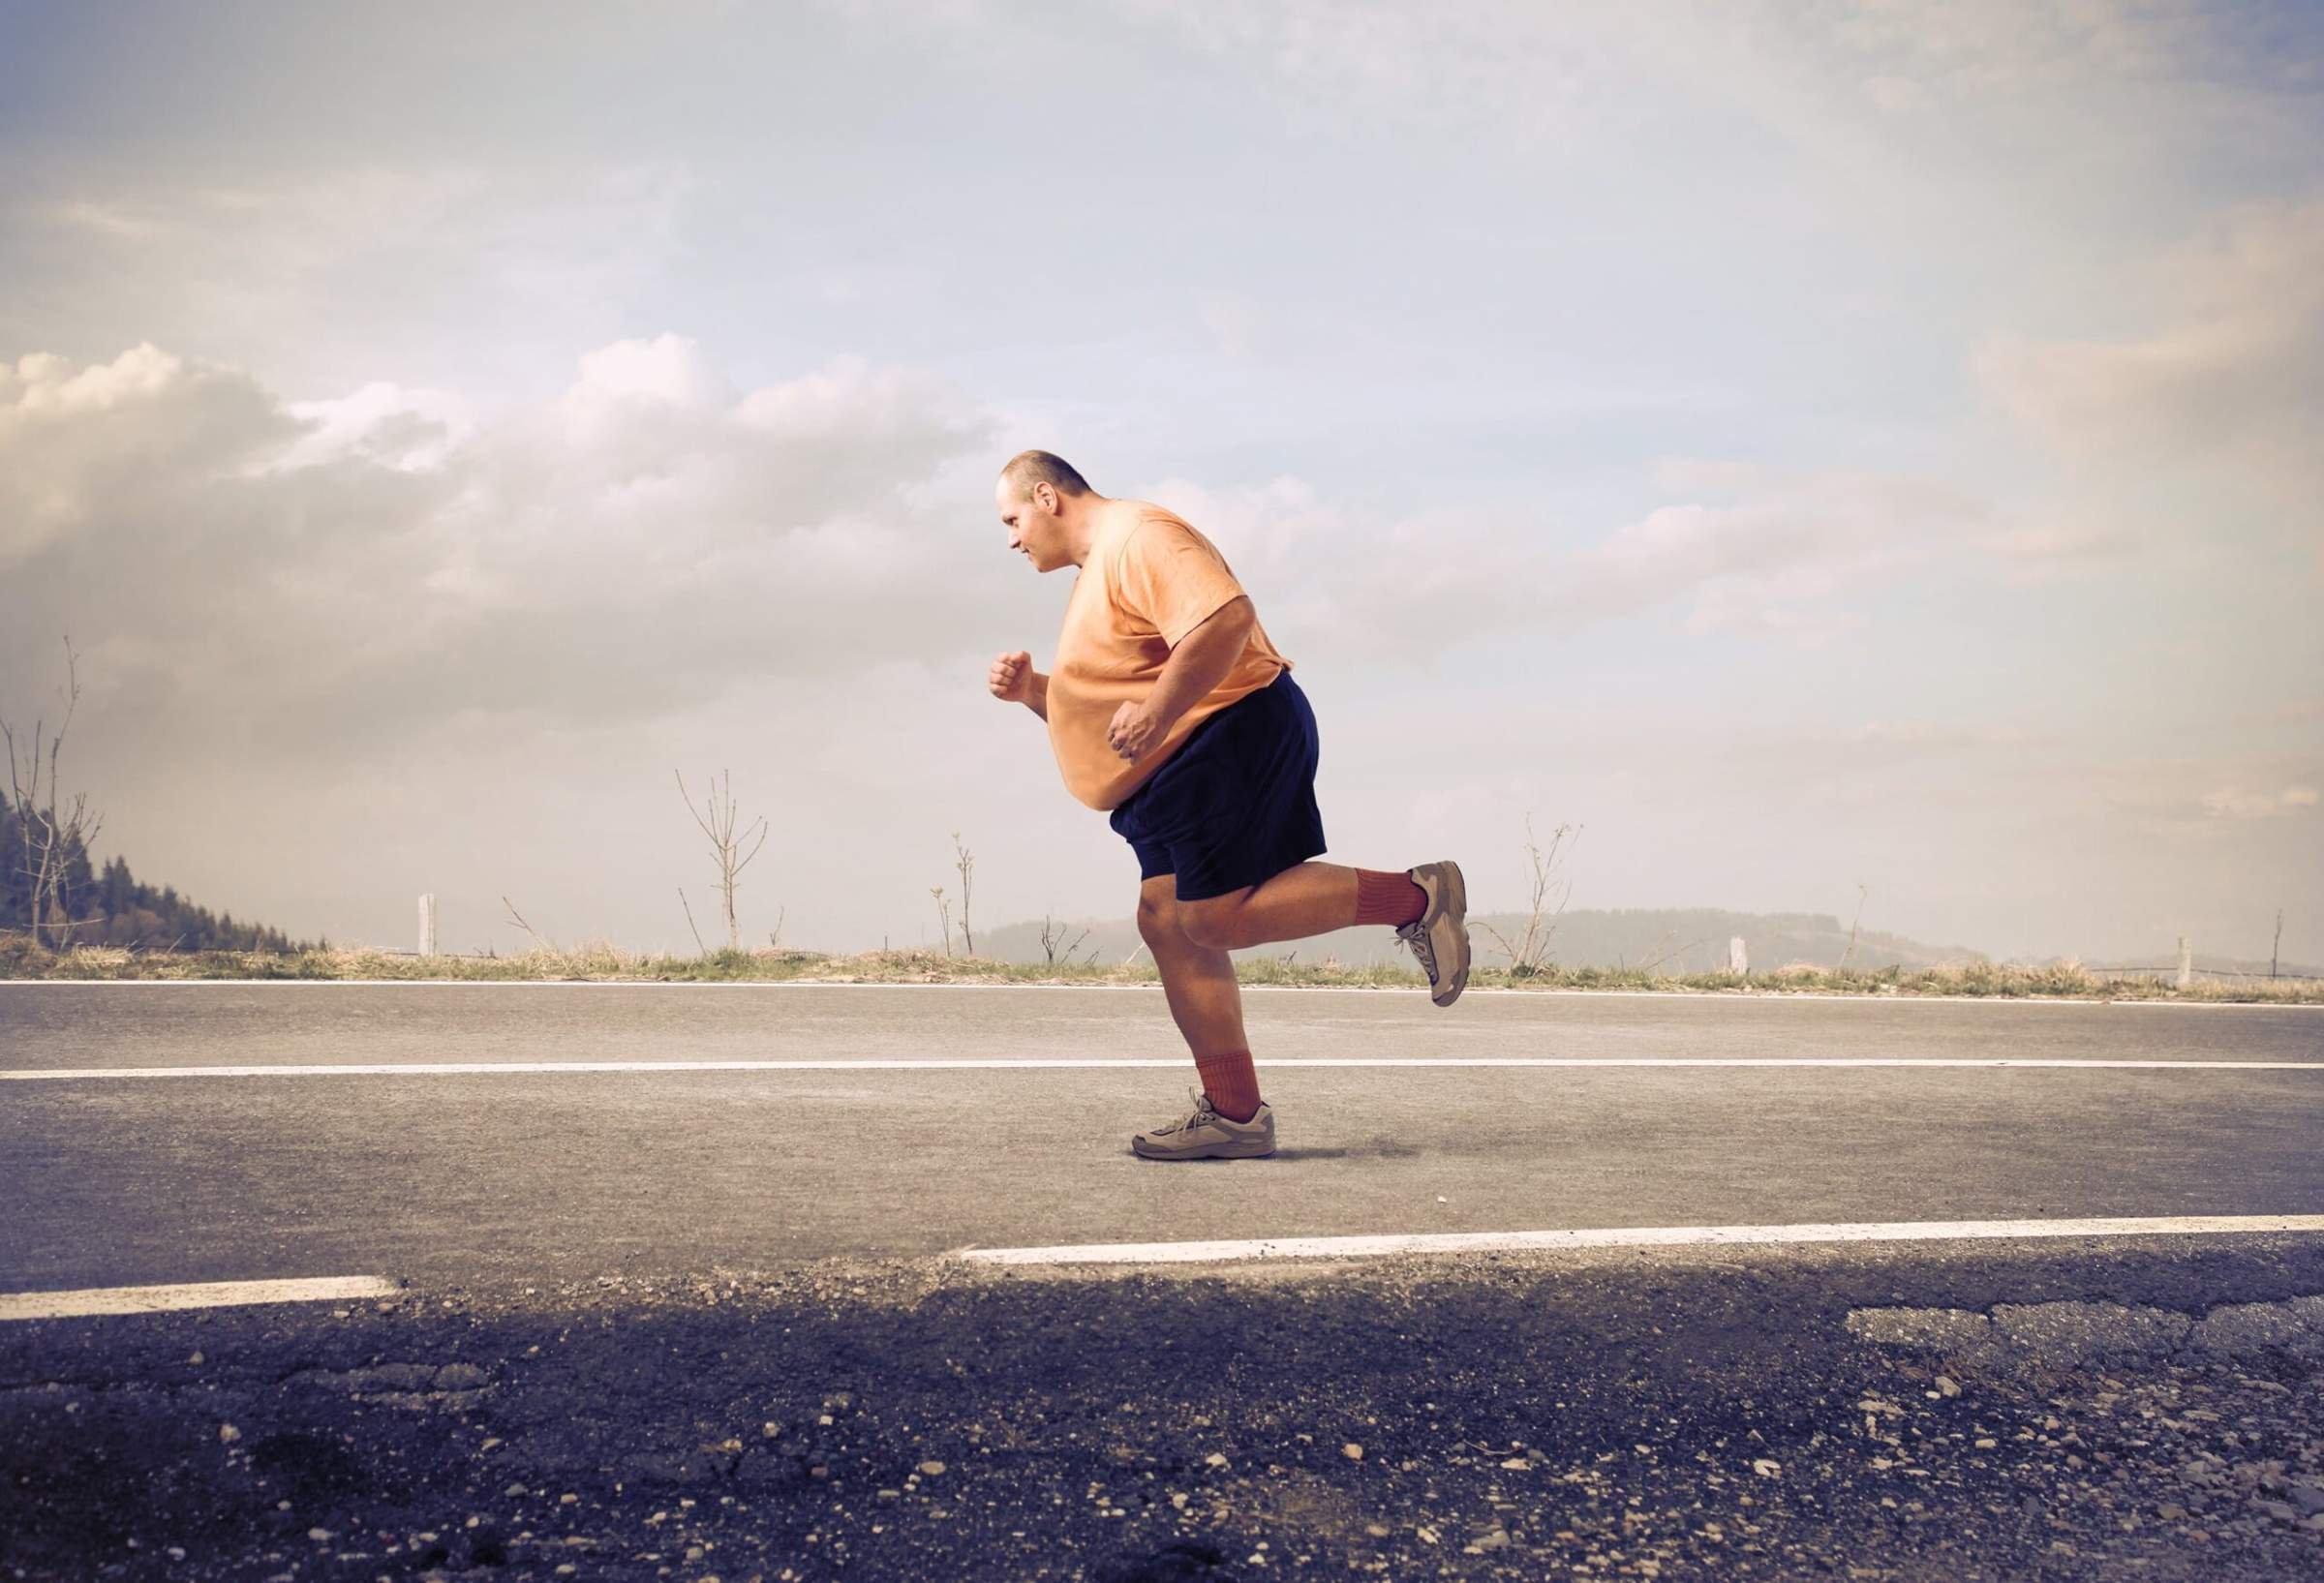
[676,768,770,953]
[2272,908,2284,980]
[766,905,786,952]
[1038,913,1091,969]
[951,830,976,956]
[930,886,953,957]
[679,887,710,957]
[1474,813,1578,978]
[2,635,106,950]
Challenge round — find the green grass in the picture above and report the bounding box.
[5,936,2320,1002]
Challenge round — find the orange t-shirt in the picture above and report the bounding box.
[1048,504,1293,810]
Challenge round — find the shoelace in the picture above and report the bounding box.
[1398,920,1437,972]
[1165,1085,1220,1134]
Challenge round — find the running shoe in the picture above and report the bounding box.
[1396,859,1470,1006]
[1131,1087,1276,1161]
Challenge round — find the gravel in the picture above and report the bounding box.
[3,1235,2322,1581]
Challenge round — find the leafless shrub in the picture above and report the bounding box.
[1638,928,1706,974]
[677,768,771,953]
[502,896,560,954]
[1038,913,1091,968]
[930,886,953,957]
[952,831,976,956]
[1474,813,1579,978]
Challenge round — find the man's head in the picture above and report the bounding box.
[996,449,1096,572]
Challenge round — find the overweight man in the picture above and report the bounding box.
[986,449,1470,1161]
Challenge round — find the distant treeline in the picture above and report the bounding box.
[1,804,318,953]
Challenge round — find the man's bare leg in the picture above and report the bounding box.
[1177,860,1374,951]
[1138,874,1249,1056]
[1131,871,1277,1144]
[1174,859,1462,1001]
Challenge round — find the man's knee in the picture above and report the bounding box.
[1177,898,1241,951]
[1135,890,1182,950]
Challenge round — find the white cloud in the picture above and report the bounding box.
[1138,458,2107,658]
[0,344,296,568]
[569,334,732,409]
[0,339,1003,767]
[278,382,479,472]
[1973,198,2324,585]
[2201,785,2321,820]
[1138,475,1342,588]
[1975,520,2139,584]
[2,164,700,396]
[1977,199,2324,480]
[1559,465,1989,643]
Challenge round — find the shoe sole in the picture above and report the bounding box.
[1426,859,1471,1007]
[1131,1134,1275,1161]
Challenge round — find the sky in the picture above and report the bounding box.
[1,0,2319,965]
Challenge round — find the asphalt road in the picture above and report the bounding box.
[1,983,2317,1292]
[7,979,2322,1070]
[5,982,2324,1582]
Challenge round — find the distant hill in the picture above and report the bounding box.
[0,804,314,953]
[978,906,1986,974]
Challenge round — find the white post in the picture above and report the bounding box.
[2176,935,2192,989]
[418,894,437,957]
[1728,936,1749,976]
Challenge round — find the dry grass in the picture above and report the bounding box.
[4,935,2320,1003]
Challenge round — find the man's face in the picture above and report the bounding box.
[996,478,1061,572]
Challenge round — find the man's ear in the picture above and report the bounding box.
[1035,481,1058,514]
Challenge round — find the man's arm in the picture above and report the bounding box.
[1144,595,1257,728]
[991,650,1051,721]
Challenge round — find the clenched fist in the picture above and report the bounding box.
[989,650,1034,703]
[1107,700,1164,762]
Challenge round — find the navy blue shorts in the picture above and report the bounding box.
[1108,666,1328,902]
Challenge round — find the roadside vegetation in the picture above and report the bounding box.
[5,935,2319,1002]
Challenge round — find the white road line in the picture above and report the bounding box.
[959,1214,2324,1265]
[4,980,2315,1007]
[4,1057,2318,1081]
[0,1275,400,1322]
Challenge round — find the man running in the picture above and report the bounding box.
[986,449,1469,1161]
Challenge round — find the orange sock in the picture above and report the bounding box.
[1194,1049,1263,1123]
[1355,868,1427,926]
